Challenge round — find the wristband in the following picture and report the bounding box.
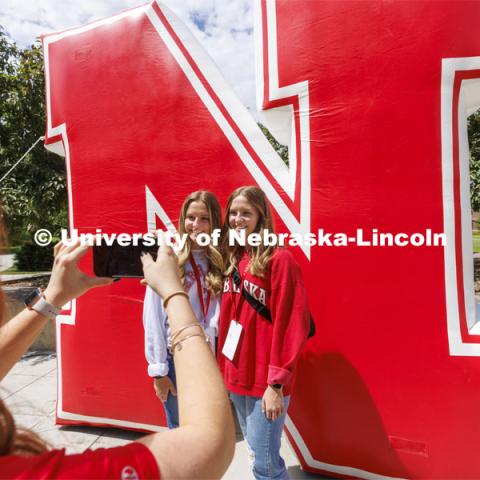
[24,288,61,321]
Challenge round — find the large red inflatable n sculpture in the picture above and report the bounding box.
[42,1,480,478]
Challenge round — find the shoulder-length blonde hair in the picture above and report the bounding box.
[177,191,224,296]
[221,186,275,277]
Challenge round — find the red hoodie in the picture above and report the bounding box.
[217,248,310,397]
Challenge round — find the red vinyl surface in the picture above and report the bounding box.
[43,1,480,478]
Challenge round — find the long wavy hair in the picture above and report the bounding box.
[177,191,224,295]
[221,186,276,277]
[0,219,48,457]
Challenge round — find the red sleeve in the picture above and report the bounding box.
[0,442,160,480]
[267,249,310,386]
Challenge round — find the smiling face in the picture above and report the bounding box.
[228,195,260,237]
[184,200,211,247]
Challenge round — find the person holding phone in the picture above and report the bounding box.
[218,186,310,480]
[0,238,235,478]
[143,191,223,428]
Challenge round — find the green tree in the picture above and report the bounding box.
[469,109,480,214]
[0,28,67,244]
[258,122,289,166]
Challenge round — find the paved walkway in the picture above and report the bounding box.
[0,252,51,282]
[1,353,322,479]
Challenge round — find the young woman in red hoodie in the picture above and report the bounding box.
[218,186,310,480]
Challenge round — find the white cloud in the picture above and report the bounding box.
[0,0,258,115]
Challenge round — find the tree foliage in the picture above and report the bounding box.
[0,28,67,244]
[469,109,480,213]
[0,25,290,249]
[258,123,289,166]
[15,241,54,271]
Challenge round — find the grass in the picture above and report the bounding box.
[1,267,47,275]
[0,245,22,255]
[1,263,50,276]
[473,232,480,253]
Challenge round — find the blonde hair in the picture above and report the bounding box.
[222,186,276,277]
[177,191,224,295]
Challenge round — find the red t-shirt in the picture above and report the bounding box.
[0,442,160,479]
[217,248,310,397]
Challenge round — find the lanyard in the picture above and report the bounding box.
[231,263,245,321]
[190,253,211,323]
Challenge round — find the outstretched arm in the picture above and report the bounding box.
[0,238,235,479]
[137,243,235,479]
[0,241,112,380]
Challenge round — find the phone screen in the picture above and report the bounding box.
[93,239,158,278]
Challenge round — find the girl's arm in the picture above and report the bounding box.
[143,286,177,402]
[143,286,169,377]
[262,250,310,420]
[0,308,48,380]
[1,240,235,479]
[0,242,112,381]
[138,245,235,479]
[267,249,310,387]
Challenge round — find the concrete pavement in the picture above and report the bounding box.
[2,353,323,479]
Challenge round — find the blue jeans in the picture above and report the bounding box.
[163,355,179,429]
[230,392,290,480]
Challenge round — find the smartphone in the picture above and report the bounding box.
[93,239,158,278]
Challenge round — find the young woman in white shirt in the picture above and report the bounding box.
[143,191,223,428]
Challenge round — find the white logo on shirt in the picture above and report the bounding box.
[223,278,240,293]
[243,279,266,305]
[223,278,266,305]
[121,466,139,480]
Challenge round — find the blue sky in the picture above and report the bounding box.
[0,0,257,114]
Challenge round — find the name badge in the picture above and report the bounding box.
[222,320,242,361]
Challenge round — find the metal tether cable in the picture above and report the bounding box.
[0,136,45,184]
